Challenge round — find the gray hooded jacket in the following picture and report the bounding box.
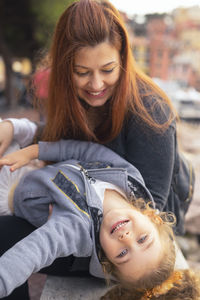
[0,140,154,297]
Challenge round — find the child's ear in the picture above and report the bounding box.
[143,210,163,225]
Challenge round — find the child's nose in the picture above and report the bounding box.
[118,231,132,241]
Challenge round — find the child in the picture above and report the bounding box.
[0,140,198,298]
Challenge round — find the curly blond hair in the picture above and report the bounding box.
[101,269,200,300]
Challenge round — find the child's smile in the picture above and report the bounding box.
[100,189,163,281]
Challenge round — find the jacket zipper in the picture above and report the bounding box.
[64,164,127,185]
[62,163,97,184]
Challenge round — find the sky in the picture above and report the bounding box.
[109,0,200,16]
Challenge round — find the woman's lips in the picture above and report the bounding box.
[110,220,129,234]
[85,88,107,98]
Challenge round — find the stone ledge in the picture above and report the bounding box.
[40,275,110,300]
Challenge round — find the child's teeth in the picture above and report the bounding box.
[114,221,127,232]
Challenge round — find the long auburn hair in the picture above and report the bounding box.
[38,0,176,143]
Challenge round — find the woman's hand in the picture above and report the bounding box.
[0,121,14,157]
[0,144,39,171]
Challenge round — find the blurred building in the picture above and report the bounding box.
[133,36,149,74]
[121,5,200,91]
[171,6,200,90]
[146,16,177,80]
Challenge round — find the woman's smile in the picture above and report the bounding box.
[83,88,107,100]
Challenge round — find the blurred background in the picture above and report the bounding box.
[0,1,200,299]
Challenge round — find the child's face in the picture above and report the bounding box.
[100,201,163,282]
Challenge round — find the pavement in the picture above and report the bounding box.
[29,274,47,300]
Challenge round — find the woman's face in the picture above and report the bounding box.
[73,42,121,107]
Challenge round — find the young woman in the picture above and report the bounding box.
[0,0,194,298]
[0,140,198,299]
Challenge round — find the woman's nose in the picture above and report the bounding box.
[89,73,104,90]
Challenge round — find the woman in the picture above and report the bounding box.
[0,0,193,298]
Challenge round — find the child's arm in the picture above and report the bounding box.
[0,139,133,172]
[0,214,92,297]
[38,139,131,170]
[0,144,39,171]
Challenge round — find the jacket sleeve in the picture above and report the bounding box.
[6,118,37,147]
[38,140,137,173]
[0,212,92,297]
[13,170,52,227]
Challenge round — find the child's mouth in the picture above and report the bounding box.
[110,220,129,234]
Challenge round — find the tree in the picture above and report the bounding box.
[0,0,73,108]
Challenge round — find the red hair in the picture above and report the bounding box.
[39,0,175,142]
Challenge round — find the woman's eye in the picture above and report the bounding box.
[75,71,89,77]
[137,235,148,244]
[102,68,114,73]
[117,249,128,258]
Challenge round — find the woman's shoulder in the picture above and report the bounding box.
[125,98,176,135]
[127,81,176,130]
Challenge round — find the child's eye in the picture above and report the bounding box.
[117,249,128,258]
[137,235,148,244]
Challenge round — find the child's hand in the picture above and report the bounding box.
[0,144,39,171]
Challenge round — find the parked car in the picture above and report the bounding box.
[153,78,200,120]
[173,88,200,120]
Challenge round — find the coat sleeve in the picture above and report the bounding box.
[13,170,53,227]
[0,212,92,297]
[38,140,139,174]
[6,118,37,147]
